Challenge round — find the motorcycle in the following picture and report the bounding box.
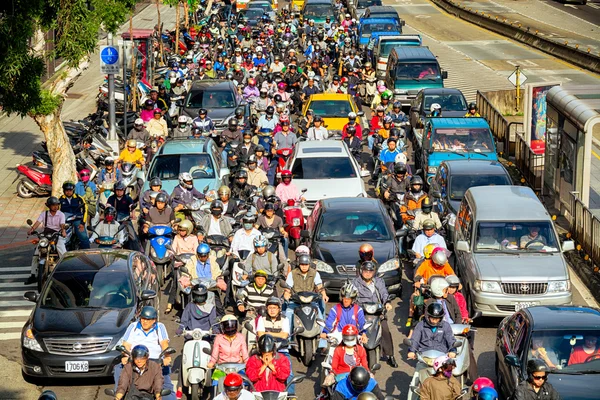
[15,163,52,198]
[210,362,247,398]
[146,223,175,287]
[228,250,252,306]
[205,234,231,270]
[362,293,397,369]
[120,162,144,202]
[178,327,214,399]
[243,375,306,400]
[283,190,309,249]
[276,147,293,173]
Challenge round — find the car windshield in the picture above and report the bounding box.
[430,128,494,153]
[475,221,560,252]
[362,23,399,36]
[380,41,417,57]
[292,157,357,179]
[304,4,334,17]
[449,174,511,201]
[241,8,265,18]
[395,62,441,80]
[148,154,215,180]
[309,100,353,117]
[529,330,600,373]
[185,90,236,109]
[424,94,468,112]
[317,210,392,241]
[41,270,134,309]
[358,0,382,8]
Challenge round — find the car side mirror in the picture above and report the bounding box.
[301,230,310,238]
[219,168,230,179]
[401,20,406,26]
[562,240,575,252]
[357,111,365,117]
[396,228,408,238]
[24,291,38,303]
[505,354,521,368]
[431,191,442,199]
[455,240,470,253]
[141,290,157,301]
[442,70,448,79]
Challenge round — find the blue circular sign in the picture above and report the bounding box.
[101,47,119,65]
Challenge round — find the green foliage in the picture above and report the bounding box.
[163,0,182,7]
[30,90,63,115]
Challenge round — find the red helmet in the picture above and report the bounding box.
[277,82,287,90]
[342,324,359,346]
[281,170,292,180]
[223,373,243,391]
[248,78,256,86]
[472,377,494,393]
[341,77,349,84]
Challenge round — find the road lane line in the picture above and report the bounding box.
[569,266,600,307]
[0,332,22,341]
[0,310,32,318]
[0,321,26,329]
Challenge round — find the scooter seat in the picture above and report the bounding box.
[29,165,53,175]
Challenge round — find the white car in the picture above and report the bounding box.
[286,140,370,216]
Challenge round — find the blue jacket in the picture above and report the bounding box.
[75,181,97,197]
[176,301,217,338]
[333,376,381,400]
[324,303,366,333]
[379,148,401,164]
[409,318,456,354]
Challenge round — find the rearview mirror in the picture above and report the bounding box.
[202,347,212,355]
[362,322,373,331]
[371,363,381,372]
[403,338,413,347]
[505,354,521,368]
[160,389,172,396]
[452,341,463,348]
[316,319,326,328]
[163,347,177,356]
[455,240,470,253]
[562,240,575,252]
[357,111,365,117]
[387,294,397,302]
[293,326,305,335]
[290,374,306,385]
[26,219,33,226]
[23,291,38,303]
[396,228,408,238]
[471,311,482,320]
[431,191,442,199]
[244,321,256,334]
[179,266,189,275]
[141,290,157,301]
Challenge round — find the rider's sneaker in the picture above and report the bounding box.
[405,317,412,327]
[387,355,398,368]
[24,274,36,285]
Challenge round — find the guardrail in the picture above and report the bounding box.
[515,132,544,191]
[476,91,514,158]
[566,192,600,271]
[429,0,600,74]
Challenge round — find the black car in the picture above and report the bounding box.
[22,250,158,378]
[303,197,403,296]
[429,160,512,245]
[409,88,468,142]
[495,306,600,400]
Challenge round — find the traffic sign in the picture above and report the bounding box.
[100,46,121,74]
[508,68,528,87]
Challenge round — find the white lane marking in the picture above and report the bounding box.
[564,4,578,8]
[569,265,600,307]
[0,332,22,341]
[0,282,34,288]
[0,267,33,273]
[0,300,34,308]
[0,310,32,318]
[588,3,600,9]
[0,321,26,329]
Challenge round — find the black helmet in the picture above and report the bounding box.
[46,196,60,207]
[131,344,150,360]
[235,107,245,118]
[258,334,276,354]
[210,199,224,211]
[105,157,115,166]
[346,125,357,135]
[394,163,407,175]
[198,108,208,116]
[389,128,402,139]
[527,359,548,380]
[264,202,275,211]
[220,314,239,336]
[360,261,376,272]
[156,193,168,204]
[38,391,58,400]
[349,366,370,392]
[140,305,158,320]
[149,177,162,187]
[236,169,248,179]
[411,175,424,187]
[266,296,282,308]
[426,302,444,326]
[274,94,283,103]
[114,181,126,191]
[266,106,275,116]
[228,119,239,128]
[421,197,433,213]
[62,181,75,191]
[298,254,311,266]
[192,284,208,304]
[104,206,117,220]
[255,144,265,153]
[241,213,256,224]
[468,102,477,111]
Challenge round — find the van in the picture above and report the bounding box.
[453,185,575,317]
[357,17,403,47]
[349,0,382,19]
[374,34,422,78]
[302,0,337,25]
[385,46,447,106]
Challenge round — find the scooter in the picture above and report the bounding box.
[283,189,308,248]
[121,162,144,201]
[205,234,231,270]
[243,375,306,400]
[178,327,214,399]
[15,163,52,198]
[146,223,175,287]
[211,362,247,398]
[362,294,396,369]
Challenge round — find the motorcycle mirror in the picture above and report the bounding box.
[104,389,116,396]
[202,347,212,355]
[26,219,33,226]
[244,321,256,334]
[293,326,305,335]
[300,230,310,238]
[316,319,326,328]
[471,311,482,320]
[362,321,373,331]
[301,188,307,193]
[160,389,172,396]
[289,374,306,386]
[387,294,397,302]
[453,341,463,348]
[116,345,128,354]
[371,363,381,372]
[357,111,365,117]
[174,218,182,223]
[203,185,209,193]
[221,269,231,277]
[242,375,256,392]
[377,272,385,279]
[415,169,423,175]
[322,281,330,288]
[162,347,177,356]
[179,266,189,275]
[403,338,413,347]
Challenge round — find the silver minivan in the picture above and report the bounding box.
[453,186,575,317]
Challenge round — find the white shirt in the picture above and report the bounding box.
[214,389,254,400]
[412,233,447,257]
[122,321,169,359]
[307,126,329,141]
[256,315,291,336]
[207,216,222,236]
[230,228,261,256]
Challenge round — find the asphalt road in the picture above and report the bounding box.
[538,0,600,25]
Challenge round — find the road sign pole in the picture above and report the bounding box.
[515,65,521,113]
[122,41,127,147]
[107,33,117,141]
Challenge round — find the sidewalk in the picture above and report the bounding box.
[0,2,176,247]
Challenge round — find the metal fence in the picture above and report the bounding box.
[567,192,600,269]
[515,133,545,192]
[476,91,513,157]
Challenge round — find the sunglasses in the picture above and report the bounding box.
[80,173,90,177]
[532,375,547,381]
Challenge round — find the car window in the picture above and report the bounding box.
[424,94,467,112]
[457,199,472,242]
[309,100,353,118]
[186,90,236,109]
[362,23,399,36]
[395,63,440,80]
[475,221,560,252]
[148,153,215,180]
[529,330,600,371]
[437,164,447,198]
[291,157,357,179]
[449,174,511,201]
[357,0,382,8]
[316,210,392,241]
[505,312,527,353]
[304,4,334,17]
[431,128,494,153]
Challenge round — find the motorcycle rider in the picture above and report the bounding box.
[140,177,169,216]
[276,170,304,205]
[192,108,215,133]
[118,139,145,168]
[107,181,134,218]
[408,302,457,360]
[171,172,205,220]
[25,196,67,285]
[237,270,275,315]
[245,235,279,277]
[329,325,369,378]
[389,101,409,124]
[415,245,455,283]
[412,197,442,230]
[344,125,362,159]
[246,155,269,189]
[307,116,329,140]
[147,109,169,140]
[59,181,90,249]
[332,366,385,400]
[342,112,363,140]
[465,103,481,118]
[471,377,495,400]
[90,206,126,247]
[197,200,233,242]
[429,103,443,117]
[384,162,410,200]
[217,186,238,217]
[172,115,192,138]
[128,118,150,144]
[355,243,378,269]
[214,373,254,400]
[420,355,461,400]
[378,137,401,165]
[207,314,249,369]
[412,219,447,259]
[230,213,261,258]
[512,359,560,400]
[99,157,122,186]
[231,169,256,202]
[322,282,366,343]
[352,261,397,368]
[405,175,428,213]
[273,120,298,150]
[246,334,291,392]
[222,119,243,146]
[424,277,462,325]
[255,106,279,134]
[143,193,175,234]
[478,388,499,400]
[115,345,165,400]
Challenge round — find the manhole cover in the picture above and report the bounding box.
[68,93,84,99]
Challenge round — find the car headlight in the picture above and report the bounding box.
[378,258,399,273]
[314,260,334,273]
[329,130,342,138]
[474,280,502,293]
[394,89,408,95]
[23,325,43,352]
[547,280,570,293]
[38,238,49,248]
[427,166,437,174]
[446,213,456,229]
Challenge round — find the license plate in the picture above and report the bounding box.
[514,302,536,311]
[65,361,89,372]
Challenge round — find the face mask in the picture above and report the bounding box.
[244,138,251,143]
[244,223,253,230]
[179,124,186,129]
[442,369,453,378]
[248,164,257,170]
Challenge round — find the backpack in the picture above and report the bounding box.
[332,303,359,331]
[251,251,273,272]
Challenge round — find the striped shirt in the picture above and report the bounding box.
[122,321,169,359]
[237,283,274,309]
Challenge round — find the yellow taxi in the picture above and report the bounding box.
[291,0,305,11]
[302,93,366,137]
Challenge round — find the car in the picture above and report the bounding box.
[21,250,159,378]
[495,306,600,400]
[180,80,246,132]
[303,197,403,295]
[374,34,422,78]
[349,0,382,19]
[286,140,370,216]
[246,1,276,19]
[237,8,269,26]
[361,5,401,20]
[409,88,469,140]
[143,137,229,195]
[302,93,367,137]
[357,17,403,48]
[429,160,512,245]
[302,0,339,25]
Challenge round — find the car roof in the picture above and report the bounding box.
[304,0,333,4]
[443,160,509,175]
[361,17,398,23]
[309,93,353,102]
[365,6,397,13]
[420,88,466,96]
[296,140,348,158]
[428,117,490,129]
[319,196,385,212]
[525,306,600,330]
[158,138,212,155]
[56,250,132,272]
[465,186,549,221]
[189,79,236,91]
[391,46,436,61]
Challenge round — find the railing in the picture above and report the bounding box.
[476,91,513,157]
[515,132,544,192]
[566,192,600,269]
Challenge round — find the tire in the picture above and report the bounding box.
[301,338,314,367]
[191,383,199,400]
[157,263,164,287]
[292,237,301,250]
[37,263,43,293]
[17,180,34,199]
[367,348,378,369]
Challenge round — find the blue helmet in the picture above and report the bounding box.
[477,387,498,400]
[197,243,210,256]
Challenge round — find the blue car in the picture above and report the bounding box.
[358,17,403,47]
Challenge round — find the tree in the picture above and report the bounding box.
[0,0,138,195]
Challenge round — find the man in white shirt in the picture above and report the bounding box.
[307,116,329,140]
[230,214,261,257]
[412,219,447,259]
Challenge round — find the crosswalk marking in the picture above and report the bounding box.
[588,2,600,8]
[0,321,26,329]
[0,332,22,341]
[0,291,29,298]
[0,300,35,308]
[0,310,32,318]
[0,281,34,288]
[0,267,32,273]
[0,267,34,341]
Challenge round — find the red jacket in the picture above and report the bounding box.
[246,354,290,392]
[342,123,363,140]
[331,344,369,375]
[454,292,468,320]
[370,116,383,132]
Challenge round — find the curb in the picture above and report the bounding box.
[565,251,600,306]
[429,0,600,74]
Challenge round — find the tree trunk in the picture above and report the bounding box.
[184,0,189,29]
[156,0,164,65]
[175,1,181,55]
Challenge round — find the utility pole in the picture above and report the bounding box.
[107,32,117,141]
[515,65,521,113]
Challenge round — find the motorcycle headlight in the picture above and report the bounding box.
[38,238,49,248]
[378,258,399,273]
[474,280,502,293]
[299,295,315,304]
[427,166,437,174]
[547,280,570,293]
[292,218,301,226]
[364,303,378,314]
[23,325,43,352]
[314,260,334,273]
[154,228,166,236]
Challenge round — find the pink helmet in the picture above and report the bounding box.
[433,355,454,372]
[277,82,287,90]
[377,85,387,94]
[279,114,290,123]
[79,169,91,183]
[472,377,495,393]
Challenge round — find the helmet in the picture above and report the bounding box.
[126,139,137,148]
[241,213,256,224]
[357,394,377,400]
[248,78,256,86]
[339,281,358,300]
[277,82,287,90]
[349,366,370,392]
[422,219,436,230]
[426,302,444,325]
[266,296,282,308]
[297,254,311,266]
[266,106,275,116]
[155,193,168,204]
[134,118,144,126]
[38,391,58,400]
[527,359,549,380]
[78,169,91,182]
[394,163,407,175]
[377,85,386,94]
[149,177,162,188]
[342,324,359,346]
[220,314,239,336]
[359,243,374,261]
[62,181,75,191]
[421,197,433,213]
[114,181,126,191]
[177,115,188,124]
[387,137,397,145]
[383,115,393,124]
[423,243,437,259]
[411,175,424,187]
[228,119,238,131]
[255,145,265,153]
[178,220,194,235]
[295,245,310,257]
[210,200,224,213]
[262,185,275,199]
[364,62,372,68]
[254,235,268,248]
[433,355,455,372]
[197,243,210,257]
[179,172,193,189]
[348,112,357,121]
[430,277,449,298]
[376,105,385,112]
[45,196,60,207]
[104,206,117,223]
[393,101,402,108]
[192,284,208,304]
[446,275,461,287]
[281,170,292,180]
[360,261,376,272]
[255,270,268,279]
[140,305,158,320]
[472,377,495,393]
[477,387,499,400]
[346,125,357,135]
[381,90,392,100]
[236,169,248,180]
[264,202,275,211]
[469,102,478,111]
[104,157,115,166]
[218,186,231,197]
[258,334,276,354]
[430,103,442,113]
[144,99,154,108]
[198,108,208,116]
[431,247,448,266]
[224,373,244,392]
[131,345,150,360]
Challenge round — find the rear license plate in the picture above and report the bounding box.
[514,302,536,311]
[65,361,89,372]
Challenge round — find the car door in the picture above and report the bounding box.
[497,312,528,397]
[454,199,473,278]
[410,91,423,131]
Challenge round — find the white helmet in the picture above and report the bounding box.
[179,172,193,189]
[348,112,357,119]
[394,153,408,165]
[295,245,310,257]
[430,103,442,113]
[430,277,449,298]
[177,115,188,124]
[134,118,144,126]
